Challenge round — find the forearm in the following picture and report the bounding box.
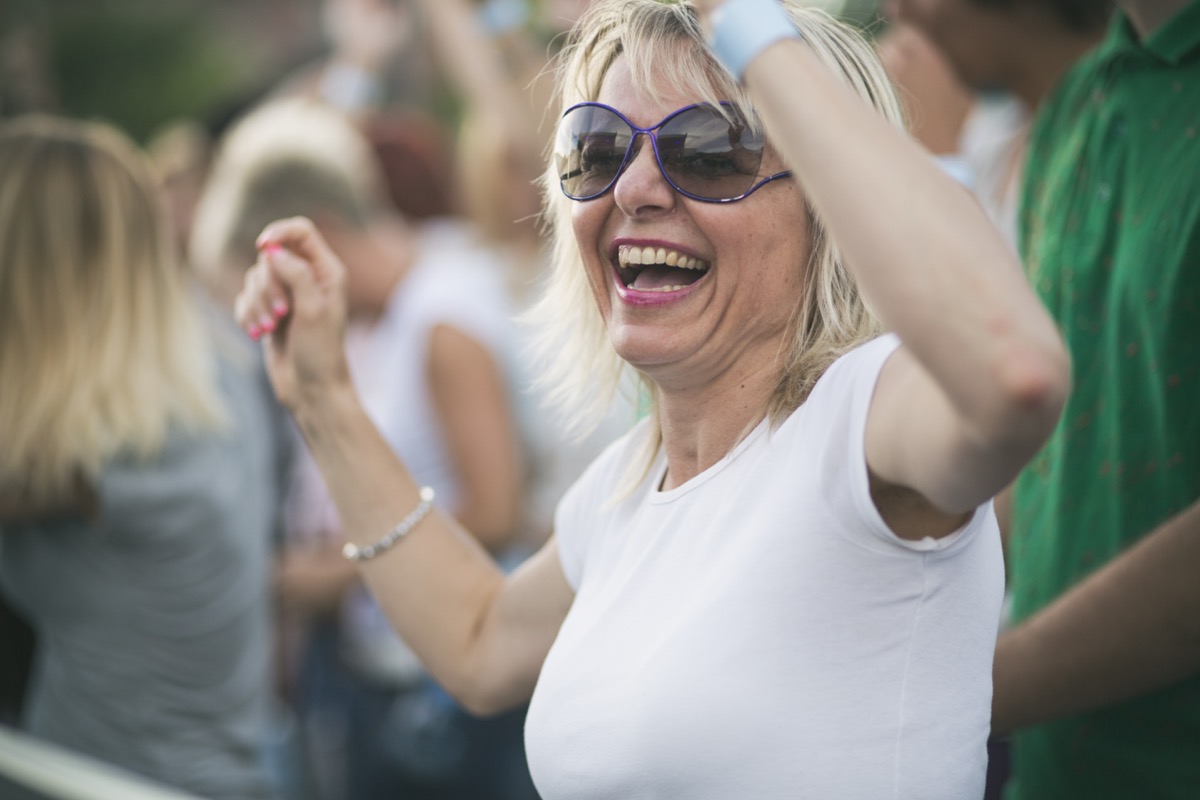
[412,0,536,140]
[993,499,1200,734]
[292,383,508,703]
[744,42,1066,435]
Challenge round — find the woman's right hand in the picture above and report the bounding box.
[234,216,352,411]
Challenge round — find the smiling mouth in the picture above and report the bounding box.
[616,245,711,292]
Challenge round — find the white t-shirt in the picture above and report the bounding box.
[525,335,1004,799]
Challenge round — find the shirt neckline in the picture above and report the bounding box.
[648,416,772,505]
[1103,3,1200,66]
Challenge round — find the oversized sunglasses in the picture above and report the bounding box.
[554,102,792,203]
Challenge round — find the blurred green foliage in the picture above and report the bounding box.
[2,0,887,144]
[49,2,256,142]
[1,0,285,144]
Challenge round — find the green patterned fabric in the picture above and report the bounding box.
[1007,4,1200,798]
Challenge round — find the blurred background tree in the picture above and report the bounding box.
[1,0,884,146]
[1,0,326,142]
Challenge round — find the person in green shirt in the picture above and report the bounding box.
[992,0,1200,797]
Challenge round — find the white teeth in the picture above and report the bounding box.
[639,284,686,292]
[616,244,708,270]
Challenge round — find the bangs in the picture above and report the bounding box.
[560,0,762,137]
[622,17,754,120]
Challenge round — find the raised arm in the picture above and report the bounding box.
[409,0,543,142]
[699,0,1068,529]
[236,217,573,714]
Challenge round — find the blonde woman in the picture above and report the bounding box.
[235,0,1070,796]
[0,115,282,800]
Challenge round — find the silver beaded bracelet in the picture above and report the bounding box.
[342,486,436,562]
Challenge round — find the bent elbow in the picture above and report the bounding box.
[1011,346,1070,412]
[437,637,533,719]
[992,337,1072,447]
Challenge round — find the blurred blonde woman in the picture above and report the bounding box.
[0,115,283,800]
[235,0,1070,796]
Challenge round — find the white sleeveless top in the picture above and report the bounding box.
[525,335,1003,799]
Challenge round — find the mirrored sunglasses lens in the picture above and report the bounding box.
[658,106,764,200]
[556,106,631,199]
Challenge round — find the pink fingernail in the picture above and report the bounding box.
[260,316,276,333]
[272,301,289,318]
[263,242,283,255]
[249,324,262,340]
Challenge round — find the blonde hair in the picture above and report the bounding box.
[0,115,226,506]
[527,0,903,448]
[189,98,389,296]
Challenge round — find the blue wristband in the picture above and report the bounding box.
[708,0,801,82]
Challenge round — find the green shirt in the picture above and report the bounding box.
[1009,4,1200,798]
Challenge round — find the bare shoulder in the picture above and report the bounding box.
[427,323,499,376]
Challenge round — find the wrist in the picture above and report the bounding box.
[293,376,361,445]
[708,0,801,82]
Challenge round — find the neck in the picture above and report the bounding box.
[654,357,779,490]
[1121,0,1189,38]
[1008,27,1107,109]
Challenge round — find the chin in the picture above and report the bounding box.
[608,325,685,371]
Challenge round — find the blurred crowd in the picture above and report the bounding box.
[1,0,1197,798]
[1,2,623,798]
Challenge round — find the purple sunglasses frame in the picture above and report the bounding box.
[555,101,793,203]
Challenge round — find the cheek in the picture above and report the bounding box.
[731,199,809,294]
[570,200,603,262]
[570,201,614,300]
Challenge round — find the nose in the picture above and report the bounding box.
[611,133,676,214]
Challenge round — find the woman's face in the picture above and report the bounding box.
[571,55,810,392]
